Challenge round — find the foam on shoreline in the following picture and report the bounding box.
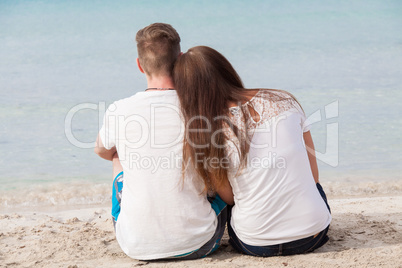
[1,180,401,211]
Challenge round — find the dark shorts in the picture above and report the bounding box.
[228,182,331,257]
[111,172,227,260]
[167,194,227,260]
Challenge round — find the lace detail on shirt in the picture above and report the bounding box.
[224,89,298,174]
[228,89,297,137]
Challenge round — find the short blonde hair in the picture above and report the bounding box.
[136,23,181,77]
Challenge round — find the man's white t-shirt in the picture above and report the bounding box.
[227,90,332,246]
[99,90,217,260]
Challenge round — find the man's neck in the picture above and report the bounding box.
[146,75,175,90]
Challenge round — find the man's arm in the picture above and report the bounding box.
[94,134,117,161]
[303,131,319,184]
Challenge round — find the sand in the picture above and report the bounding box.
[1,195,401,268]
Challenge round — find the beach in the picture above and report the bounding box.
[1,1,402,267]
[1,183,401,268]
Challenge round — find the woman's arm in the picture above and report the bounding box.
[214,178,234,205]
[303,131,319,184]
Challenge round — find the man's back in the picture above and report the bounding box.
[99,90,217,260]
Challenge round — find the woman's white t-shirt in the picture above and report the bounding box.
[99,91,217,260]
[226,90,332,246]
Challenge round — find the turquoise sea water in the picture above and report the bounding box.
[1,0,401,206]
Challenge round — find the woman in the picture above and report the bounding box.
[173,46,332,257]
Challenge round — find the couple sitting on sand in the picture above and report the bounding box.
[94,23,332,260]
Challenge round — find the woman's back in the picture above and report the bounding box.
[226,89,332,246]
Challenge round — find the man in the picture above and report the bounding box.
[94,23,227,260]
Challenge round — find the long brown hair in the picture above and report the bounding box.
[173,46,250,192]
[173,46,301,192]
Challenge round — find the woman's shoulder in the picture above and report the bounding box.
[252,88,295,101]
[246,88,296,110]
[248,89,303,120]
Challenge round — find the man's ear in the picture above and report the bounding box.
[136,58,145,73]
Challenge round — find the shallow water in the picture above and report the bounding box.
[1,0,401,204]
